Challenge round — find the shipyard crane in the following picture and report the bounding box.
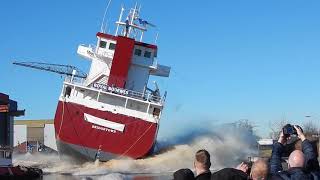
[13,61,87,78]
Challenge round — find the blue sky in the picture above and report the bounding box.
[1,0,320,137]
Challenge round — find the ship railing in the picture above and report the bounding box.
[64,76,85,85]
[78,43,97,55]
[125,89,162,103]
[78,43,96,53]
[96,50,114,58]
[82,44,96,50]
[64,77,165,104]
[91,83,163,104]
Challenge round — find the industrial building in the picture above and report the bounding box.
[13,119,57,153]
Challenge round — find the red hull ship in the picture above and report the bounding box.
[54,5,170,161]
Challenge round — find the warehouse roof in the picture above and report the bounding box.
[14,120,53,128]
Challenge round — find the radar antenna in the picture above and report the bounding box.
[12,61,87,78]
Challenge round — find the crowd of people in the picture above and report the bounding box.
[173,125,320,180]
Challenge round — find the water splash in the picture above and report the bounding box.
[102,123,257,174]
[12,122,258,178]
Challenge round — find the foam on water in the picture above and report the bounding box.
[13,122,257,179]
[102,124,257,174]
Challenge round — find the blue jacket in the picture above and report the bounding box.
[270,139,320,180]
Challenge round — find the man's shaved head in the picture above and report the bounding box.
[288,150,305,168]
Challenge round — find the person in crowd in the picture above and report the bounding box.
[194,149,212,180]
[211,158,268,180]
[270,125,320,179]
[173,168,195,180]
[211,164,248,180]
[249,159,269,180]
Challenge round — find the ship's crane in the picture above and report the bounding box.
[13,61,87,78]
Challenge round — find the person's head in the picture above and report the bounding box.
[173,168,195,180]
[288,150,305,168]
[194,149,211,173]
[250,159,268,180]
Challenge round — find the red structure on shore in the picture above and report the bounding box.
[0,93,42,179]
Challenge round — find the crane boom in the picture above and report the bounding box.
[13,61,87,78]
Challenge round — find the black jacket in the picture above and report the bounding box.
[270,167,320,180]
[270,139,320,180]
[195,171,211,180]
[211,168,248,180]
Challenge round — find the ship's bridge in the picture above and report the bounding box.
[76,5,170,94]
[77,32,169,93]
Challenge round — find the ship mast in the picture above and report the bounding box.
[115,5,125,36]
[128,3,138,37]
[114,4,152,42]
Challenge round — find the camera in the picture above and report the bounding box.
[282,124,303,137]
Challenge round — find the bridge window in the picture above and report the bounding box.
[134,49,142,56]
[153,108,160,117]
[109,43,116,50]
[99,41,107,48]
[144,51,152,58]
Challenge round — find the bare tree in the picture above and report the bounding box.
[269,118,319,139]
[269,118,288,140]
[303,120,319,138]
